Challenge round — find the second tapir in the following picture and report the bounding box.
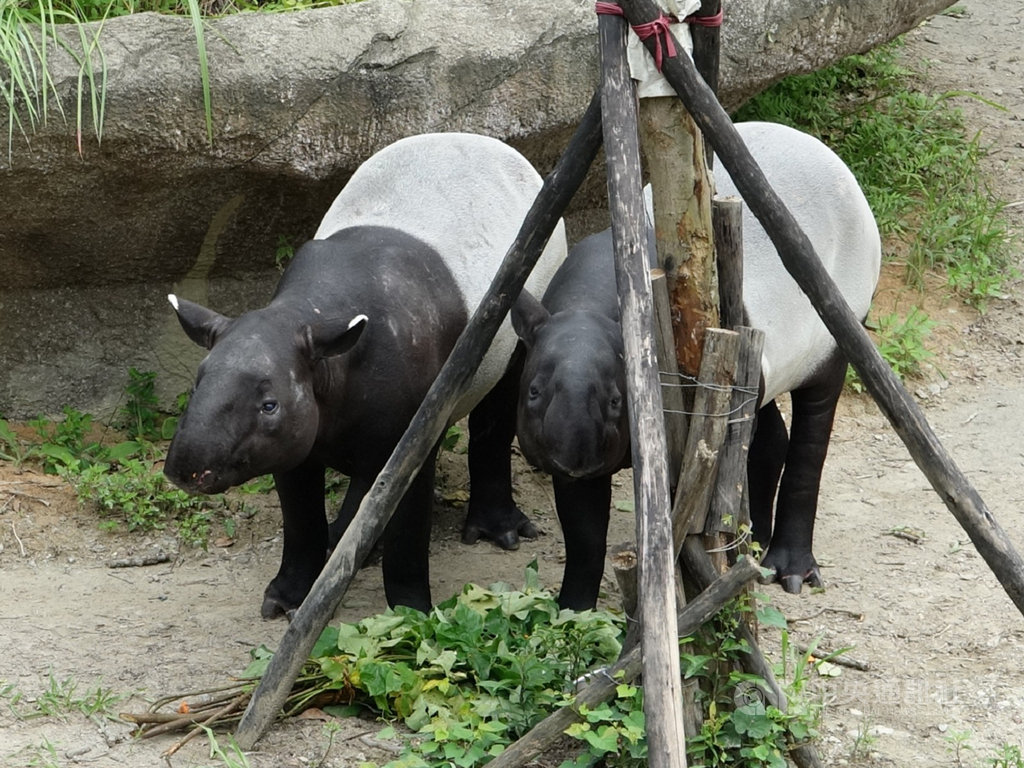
[164,133,567,618]
[512,121,882,610]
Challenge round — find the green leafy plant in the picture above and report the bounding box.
[872,308,936,381]
[0,416,34,465]
[4,674,123,721]
[116,367,182,441]
[67,457,217,546]
[989,743,1024,768]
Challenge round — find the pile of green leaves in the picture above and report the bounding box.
[241,569,821,768]
[682,605,820,768]
[245,566,628,767]
[735,39,1013,309]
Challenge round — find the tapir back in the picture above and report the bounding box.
[716,122,882,403]
[316,133,567,417]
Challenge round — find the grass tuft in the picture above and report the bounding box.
[734,39,1014,310]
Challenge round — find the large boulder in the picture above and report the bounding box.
[0,0,954,417]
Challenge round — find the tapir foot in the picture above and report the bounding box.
[759,547,823,594]
[260,580,307,621]
[461,505,540,550]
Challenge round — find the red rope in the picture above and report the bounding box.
[595,2,678,71]
[684,8,724,27]
[594,3,724,69]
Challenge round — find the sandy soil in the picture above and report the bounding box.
[2,1,1024,765]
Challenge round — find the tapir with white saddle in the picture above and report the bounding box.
[513,121,882,609]
[164,133,567,617]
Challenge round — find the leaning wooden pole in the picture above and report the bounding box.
[234,90,605,750]
[618,0,1024,616]
[599,12,687,767]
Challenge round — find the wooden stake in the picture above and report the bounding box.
[233,89,605,750]
[599,12,687,767]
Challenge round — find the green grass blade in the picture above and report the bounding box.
[185,0,213,145]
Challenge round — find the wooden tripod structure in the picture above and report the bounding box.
[235,0,1024,762]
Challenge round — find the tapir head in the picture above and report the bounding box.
[512,291,630,480]
[164,294,366,494]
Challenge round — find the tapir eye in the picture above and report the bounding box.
[528,384,541,401]
[260,400,279,415]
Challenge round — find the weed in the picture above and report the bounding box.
[199,725,252,768]
[848,718,878,761]
[6,674,123,722]
[872,308,936,381]
[0,417,34,465]
[946,729,975,767]
[68,458,216,547]
[274,234,297,271]
[990,743,1024,768]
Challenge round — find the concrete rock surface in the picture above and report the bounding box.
[0,0,954,416]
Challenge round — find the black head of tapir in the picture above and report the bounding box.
[165,295,366,495]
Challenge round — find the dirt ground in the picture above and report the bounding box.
[3,1,1024,765]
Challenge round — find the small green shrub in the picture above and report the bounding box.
[67,458,216,547]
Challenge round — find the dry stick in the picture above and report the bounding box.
[618,0,1024,617]
[233,90,605,750]
[163,694,249,757]
[599,13,687,767]
[681,538,822,768]
[487,555,763,768]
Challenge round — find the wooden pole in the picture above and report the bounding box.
[599,12,687,767]
[619,0,1024,617]
[706,327,764,570]
[233,90,605,750]
[487,555,763,768]
[670,328,738,541]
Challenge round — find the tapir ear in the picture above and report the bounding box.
[303,314,367,361]
[168,294,231,350]
[511,290,550,349]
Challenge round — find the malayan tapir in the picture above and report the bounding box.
[512,121,882,610]
[164,132,567,618]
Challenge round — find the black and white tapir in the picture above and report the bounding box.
[164,133,567,617]
[512,121,882,610]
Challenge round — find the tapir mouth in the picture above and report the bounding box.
[165,466,232,495]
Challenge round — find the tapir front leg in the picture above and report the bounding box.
[552,474,612,611]
[380,444,441,613]
[262,460,327,620]
[463,353,540,550]
[760,358,846,593]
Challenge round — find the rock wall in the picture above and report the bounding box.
[0,0,955,417]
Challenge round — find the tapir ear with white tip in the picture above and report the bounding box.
[168,294,231,350]
[511,290,550,349]
[303,313,367,361]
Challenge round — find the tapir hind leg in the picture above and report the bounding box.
[748,398,788,547]
[262,460,327,620]
[760,355,846,593]
[462,348,540,550]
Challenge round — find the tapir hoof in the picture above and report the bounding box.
[461,507,540,550]
[759,547,823,594]
[261,581,305,621]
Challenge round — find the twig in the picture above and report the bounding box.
[107,552,171,568]
[161,693,249,757]
[795,644,871,672]
[9,522,26,556]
